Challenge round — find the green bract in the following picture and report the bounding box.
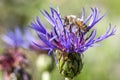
[56,50,83,79]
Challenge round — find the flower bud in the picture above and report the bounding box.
[56,50,83,79]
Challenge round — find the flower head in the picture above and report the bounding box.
[31,7,115,79]
[1,27,31,80]
[32,7,115,55]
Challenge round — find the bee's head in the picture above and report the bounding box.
[64,15,77,25]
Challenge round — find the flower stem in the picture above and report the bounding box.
[65,78,74,80]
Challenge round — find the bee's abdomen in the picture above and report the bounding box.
[76,19,88,32]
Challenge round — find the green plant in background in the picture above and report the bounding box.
[0,0,44,28]
[35,54,54,80]
[31,7,115,80]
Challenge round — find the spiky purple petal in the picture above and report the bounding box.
[32,7,115,54]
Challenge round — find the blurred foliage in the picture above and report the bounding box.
[100,0,120,19]
[0,0,120,80]
[0,0,45,28]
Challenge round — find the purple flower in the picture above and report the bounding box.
[1,27,31,80]
[2,27,35,50]
[2,27,25,48]
[31,7,115,55]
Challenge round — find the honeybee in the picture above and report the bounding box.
[64,15,89,32]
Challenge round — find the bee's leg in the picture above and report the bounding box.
[78,28,82,36]
[84,24,89,32]
[75,27,81,35]
[86,27,89,32]
[69,24,72,32]
[69,24,75,33]
[62,24,67,34]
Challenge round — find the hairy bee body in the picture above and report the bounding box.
[64,15,88,32]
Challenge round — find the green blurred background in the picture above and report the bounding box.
[0,0,120,80]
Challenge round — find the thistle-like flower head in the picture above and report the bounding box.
[1,27,30,80]
[1,27,30,69]
[31,7,116,79]
[32,7,115,55]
